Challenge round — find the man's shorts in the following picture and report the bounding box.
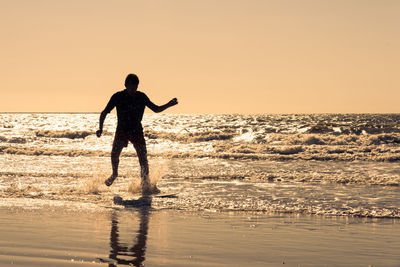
[112,130,146,150]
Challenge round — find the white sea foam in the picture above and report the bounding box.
[233,129,256,142]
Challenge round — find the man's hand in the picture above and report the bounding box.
[168,98,178,107]
[96,129,103,138]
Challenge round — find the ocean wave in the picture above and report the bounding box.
[0,124,14,129]
[1,143,400,162]
[35,130,92,139]
[8,137,27,144]
[0,171,87,179]
[0,171,132,180]
[176,170,400,186]
[3,184,44,198]
[256,133,400,146]
[168,198,400,218]
[144,129,400,146]
[300,120,400,135]
[144,129,400,148]
[145,130,234,142]
[2,186,399,218]
[0,145,109,157]
[0,136,28,144]
[213,140,400,161]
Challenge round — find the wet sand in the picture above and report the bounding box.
[1,205,400,267]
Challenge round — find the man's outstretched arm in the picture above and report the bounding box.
[147,98,178,113]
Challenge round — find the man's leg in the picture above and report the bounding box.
[105,132,126,186]
[132,133,152,194]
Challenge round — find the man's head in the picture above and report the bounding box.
[125,74,139,93]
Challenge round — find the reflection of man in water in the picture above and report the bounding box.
[108,206,150,267]
[96,73,178,195]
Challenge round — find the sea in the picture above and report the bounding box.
[1,113,400,217]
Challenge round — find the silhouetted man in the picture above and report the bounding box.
[96,74,178,195]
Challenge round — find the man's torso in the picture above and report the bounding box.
[110,90,148,133]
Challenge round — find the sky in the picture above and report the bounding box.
[0,0,399,114]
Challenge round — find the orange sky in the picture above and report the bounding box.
[1,0,399,113]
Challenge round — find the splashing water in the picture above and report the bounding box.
[80,175,106,194]
[128,161,169,195]
[75,161,109,194]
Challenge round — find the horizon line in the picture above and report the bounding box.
[0,111,399,115]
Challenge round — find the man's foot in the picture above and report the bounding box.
[105,174,117,186]
[113,195,123,205]
[152,186,161,194]
[141,185,161,196]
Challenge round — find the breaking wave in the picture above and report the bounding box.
[144,129,400,148]
[303,121,400,135]
[1,143,399,162]
[0,136,27,144]
[145,130,234,142]
[178,172,400,186]
[35,130,93,139]
[0,145,108,157]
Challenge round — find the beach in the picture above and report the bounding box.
[1,113,400,266]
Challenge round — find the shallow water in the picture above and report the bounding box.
[0,153,399,217]
[1,207,400,267]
